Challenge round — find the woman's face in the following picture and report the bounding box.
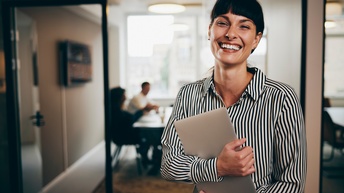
[208,11,262,68]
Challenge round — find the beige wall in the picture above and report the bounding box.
[19,6,104,185]
[304,1,324,192]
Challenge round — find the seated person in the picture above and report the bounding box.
[110,87,162,173]
[110,87,150,164]
[127,82,159,115]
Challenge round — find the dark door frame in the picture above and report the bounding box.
[1,0,112,192]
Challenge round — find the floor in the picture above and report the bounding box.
[110,143,344,193]
[21,142,105,193]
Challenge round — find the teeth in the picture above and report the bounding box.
[221,43,240,50]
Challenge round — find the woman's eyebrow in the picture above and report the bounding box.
[217,15,253,23]
[239,19,254,24]
[217,15,229,20]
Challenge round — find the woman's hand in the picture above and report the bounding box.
[216,138,255,177]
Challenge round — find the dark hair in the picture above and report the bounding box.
[141,82,150,89]
[210,0,265,35]
[110,87,125,111]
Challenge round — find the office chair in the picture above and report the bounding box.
[111,136,143,175]
[322,110,344,161]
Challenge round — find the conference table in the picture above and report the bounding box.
[133,107,172,130]
[133,107,172,173]
[133,107,173,144]
[133,113,165,148]
[325,107,344,126]
[324,107,344,139]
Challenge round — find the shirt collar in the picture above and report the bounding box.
[201,67,266,101]
[246,67,266,101]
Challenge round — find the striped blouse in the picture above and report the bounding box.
[160,67,307,193]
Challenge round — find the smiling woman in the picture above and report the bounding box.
[160,0,307,192]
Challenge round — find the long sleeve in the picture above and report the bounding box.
[256,88,307,193]
[160,87,222,184]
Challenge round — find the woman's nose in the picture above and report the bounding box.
[225,27,237,40]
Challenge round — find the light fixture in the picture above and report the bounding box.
[325,20,337,28]
[326,2,343,16]
[148,3,186,14]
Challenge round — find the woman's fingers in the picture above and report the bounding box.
[217,138,255,176]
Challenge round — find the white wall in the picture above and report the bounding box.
[109,25,121,88]
[263,0,302,97]
[108,6,127,87]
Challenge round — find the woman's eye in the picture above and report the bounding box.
[217,21,229,26]
[240,25,250,29]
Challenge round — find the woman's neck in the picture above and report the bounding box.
[214,66,253,107]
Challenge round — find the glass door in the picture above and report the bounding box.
[2,1,110,193]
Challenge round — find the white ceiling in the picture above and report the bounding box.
[109,0,211,14]
[109,0,204,6]
[111,0,344,16]
[110,0,344,33]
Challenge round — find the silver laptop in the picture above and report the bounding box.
[174,107,256,193]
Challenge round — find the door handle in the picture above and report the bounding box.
[30,111,45,127]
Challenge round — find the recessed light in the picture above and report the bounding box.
[325,20,337,28]
[148,3,186,14]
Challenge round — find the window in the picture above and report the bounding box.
[324,35,344,97]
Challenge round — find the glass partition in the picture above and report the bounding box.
[322,1,344,193]
[1,1,110,193]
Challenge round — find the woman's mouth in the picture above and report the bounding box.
[220,43,241,51]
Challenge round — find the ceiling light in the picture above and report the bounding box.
[326,2,343,16]
[148,3,186,14]
[325,20,337,28]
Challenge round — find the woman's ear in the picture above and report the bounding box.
[207,24,212,40]
[253,32,263,47]
[251,32,263,53]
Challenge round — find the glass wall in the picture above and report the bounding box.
[324,2,344,103]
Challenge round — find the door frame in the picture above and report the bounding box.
[1,0,112,193]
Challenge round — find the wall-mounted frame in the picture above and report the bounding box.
[59,40,92,86]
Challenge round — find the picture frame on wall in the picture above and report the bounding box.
[59,40,92,87]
